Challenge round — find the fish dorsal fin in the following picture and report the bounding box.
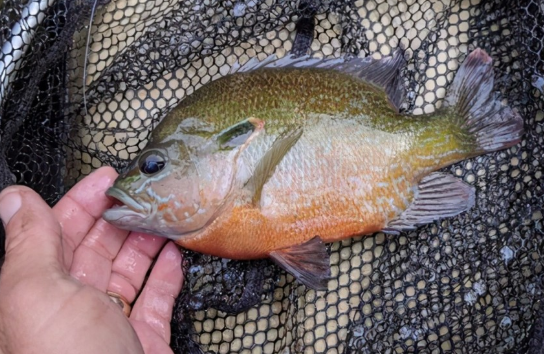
[383,172,476,233]
[334,49,406,112]
[269,236,331,291]
[229,48,407,112]
[245,126,303,205]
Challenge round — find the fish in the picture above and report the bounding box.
[102,48,524,290]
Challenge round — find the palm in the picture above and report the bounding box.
[0,167,182,354]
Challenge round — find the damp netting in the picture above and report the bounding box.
[1,0,544,353]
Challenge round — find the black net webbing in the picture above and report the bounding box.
[1,0,544,353]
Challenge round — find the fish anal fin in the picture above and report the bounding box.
[246,126,303,205]
[385,172,475,232]
[269,236,331,291]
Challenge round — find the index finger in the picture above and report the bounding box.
[52,167,119,268]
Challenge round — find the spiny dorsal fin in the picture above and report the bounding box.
[229,48,407,112]
[333,48,406,112]
[245,126,303,205]
[269,236,331,291]
[384,172,475,232]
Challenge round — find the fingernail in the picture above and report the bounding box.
[0,192,22,227]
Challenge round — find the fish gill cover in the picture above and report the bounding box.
[0,0,543,353]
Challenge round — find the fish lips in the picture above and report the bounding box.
[102,187,148,225]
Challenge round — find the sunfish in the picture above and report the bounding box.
[102,48,523,290]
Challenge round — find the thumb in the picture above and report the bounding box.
[0,186,65,278]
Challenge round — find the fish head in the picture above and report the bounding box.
[102,117,264,239]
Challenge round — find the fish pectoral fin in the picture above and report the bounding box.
[385,172,476,232]
[245,126,303,205]
[269,236,331,291]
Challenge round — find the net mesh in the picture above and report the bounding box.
[1,0,543,353]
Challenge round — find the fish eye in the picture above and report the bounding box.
[138,150,166,176]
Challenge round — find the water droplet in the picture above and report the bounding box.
[500,246,514,263]
[532,75,544,93]
[464,290,477,305]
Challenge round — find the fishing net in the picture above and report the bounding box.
[1,0,543,353]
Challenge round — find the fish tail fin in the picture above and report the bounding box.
[444,48,524,154]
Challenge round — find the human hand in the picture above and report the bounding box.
[0,167,183,354]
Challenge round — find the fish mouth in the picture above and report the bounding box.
[105,187,146,212]
[102,187,148,223]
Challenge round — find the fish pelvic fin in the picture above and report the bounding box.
[229,48,407,113]
[269,236,331,291]
[245,126,303,206]
[443,48,524,154]
[384,172,475,232]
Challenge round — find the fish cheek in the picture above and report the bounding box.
[168,152,236,231]
[195,151,239,208]
[156,170,201,219]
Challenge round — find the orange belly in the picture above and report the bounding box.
[176,176,411,259]
[176,206,384,259]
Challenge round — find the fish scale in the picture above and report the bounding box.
[103,49,524,290]
[254,119,413,229]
